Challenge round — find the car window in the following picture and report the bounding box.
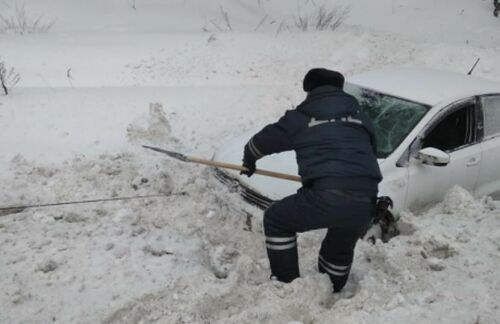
[422,102,476,152]
[480,95,500,139]
[345,84,430,158]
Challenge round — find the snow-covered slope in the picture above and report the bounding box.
[1,1,499,323]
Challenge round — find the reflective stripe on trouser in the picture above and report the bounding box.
[318,227,359,292]
[263,187,373,289]
[266,235,297,250]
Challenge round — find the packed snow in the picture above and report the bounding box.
[1,0,500,323]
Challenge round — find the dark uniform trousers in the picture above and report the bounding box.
[264,184,374,292]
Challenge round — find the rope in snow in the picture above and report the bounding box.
[0,192,187,216]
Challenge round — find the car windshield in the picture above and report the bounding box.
[345,84,431,158]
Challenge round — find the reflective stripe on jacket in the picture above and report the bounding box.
[246,85,382,192]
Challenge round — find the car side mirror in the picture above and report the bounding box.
[415,147,450,167]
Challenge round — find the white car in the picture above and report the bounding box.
[214,67,500,218]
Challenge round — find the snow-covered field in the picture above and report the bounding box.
[1,1,500,323]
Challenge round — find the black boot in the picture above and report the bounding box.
[266,235,300,283]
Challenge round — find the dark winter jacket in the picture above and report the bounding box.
[245,85,382,196]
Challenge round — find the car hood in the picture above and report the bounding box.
[214,130,385,200]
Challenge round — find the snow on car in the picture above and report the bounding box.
[214,67,500,217]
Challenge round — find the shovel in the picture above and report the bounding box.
[142,145,301,182]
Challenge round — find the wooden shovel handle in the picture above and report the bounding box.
[188,157,301,182]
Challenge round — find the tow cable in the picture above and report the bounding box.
[0,192,187,217]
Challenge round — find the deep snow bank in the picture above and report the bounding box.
[1,101,500,323]
[1,0,500,323]
[2,150,499,323]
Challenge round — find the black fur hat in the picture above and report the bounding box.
[303,68,345,92]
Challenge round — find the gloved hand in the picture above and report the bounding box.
[241,160,256,177]
[240,145,257,177]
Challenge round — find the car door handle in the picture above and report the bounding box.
[466,157,480,167]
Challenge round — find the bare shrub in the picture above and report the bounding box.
[207,33,216,43]
[0,60,21,95]
[0,2,56,35]
[294,4,350,31]
[275,20,290,37]
[205,6,233,32]
[254,15,268,31]
[219,6,232,31]
[127,0,137,10]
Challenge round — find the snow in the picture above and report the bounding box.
[1,0,500,323]
[349,67,500,106]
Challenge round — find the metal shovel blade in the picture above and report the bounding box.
[142,145,189,162]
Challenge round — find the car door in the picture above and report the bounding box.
[405,98,482,211]
[475,94,500,198]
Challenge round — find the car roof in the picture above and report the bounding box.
[348,67,500,106]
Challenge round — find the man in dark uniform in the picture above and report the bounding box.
[241,68,382,292]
